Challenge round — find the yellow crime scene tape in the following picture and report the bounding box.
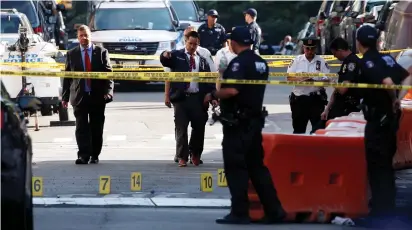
[2,70,411,89]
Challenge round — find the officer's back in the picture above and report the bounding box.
[221,27,268,113]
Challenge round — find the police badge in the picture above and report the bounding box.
[316,60,321,71]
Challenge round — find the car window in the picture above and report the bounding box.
[1,15,21,33]
[170,0,198,21]
[1,1,40,28]
[94,7,174,31]
[365,0,387,12]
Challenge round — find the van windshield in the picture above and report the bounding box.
[1,15,21,33]
[170,0,198,21]
[94,8,175,31]
[365,0,387,12]
[1,1,40,28]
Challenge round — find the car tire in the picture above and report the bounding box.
[40,106,53,116]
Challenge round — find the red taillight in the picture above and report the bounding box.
[33,26,43,33]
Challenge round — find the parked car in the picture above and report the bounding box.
[339,0,387,52]
[1,0,52,42]
[375,0,398,50]
[169,0,205,30]
[1,80,39,230]
[1,9,35,36]
[381,1,412,56]
[316,0,350,54]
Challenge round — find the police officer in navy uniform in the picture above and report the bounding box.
[316,37,362,130]
[204,26,286,225]
[243,8,261,54]
[197,9,226,56]
[354,25,411,227]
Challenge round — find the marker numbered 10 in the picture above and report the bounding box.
[200,173,213,192]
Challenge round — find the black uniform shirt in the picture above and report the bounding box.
[335,52,362,100]
[358,49,409,112]
[247,21,262,51]
[197,23,226,55]
[220,49,268,113]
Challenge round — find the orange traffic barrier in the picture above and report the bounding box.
[394,105,412,170]
[314,128,363,135]
[248,134,369,223]
[403,89,412,100]
[325,116,366,129]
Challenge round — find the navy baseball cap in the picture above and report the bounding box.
[226,26,253,45]
[243,8,257,17]
[356,25,378,43]
[207,9,219,18]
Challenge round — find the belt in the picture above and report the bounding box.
[185,91,199,96]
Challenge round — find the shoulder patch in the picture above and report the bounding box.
[382,55,395,67]
[231,62,240,72]
[348,62,356,71]
[316,60,321,71]
[365,61,374,68]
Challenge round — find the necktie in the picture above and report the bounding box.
[84,49,92,89]
[188,54,195,89]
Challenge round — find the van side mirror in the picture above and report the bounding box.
[172,20,179,28]
[177,23,190,31]
[198,8,204,16]
[16,95,42,111]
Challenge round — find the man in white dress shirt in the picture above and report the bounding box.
[160,31,216,167]
[214,34,237,90]
[287,37,331,134]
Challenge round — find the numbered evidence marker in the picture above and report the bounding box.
[32,176,43,197]
[200,173,213,192]
[99,176,111,194]
[217,169,227,187]
[130,172,142,191]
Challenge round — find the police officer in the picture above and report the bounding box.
[354,25,411,227]
[287,37,331,134]
[204,26,286,225]
[197,9,226,56]
[243,8,261,54]
[316,37,362,130]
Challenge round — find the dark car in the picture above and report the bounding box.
[1,81,40,230]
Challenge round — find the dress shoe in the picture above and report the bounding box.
[75,157,89,165]
[174,156,178,163]
[191,155,200,166]
[216,213,250,225]
[178,159,187,167]
[89,157,99,164]
[189,157,203,164]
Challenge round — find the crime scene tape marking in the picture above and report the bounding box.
[200,173,213,192]
[217,169,227,187]
[2,70,411,89]
[32,176,43,197]
[131,172,142,191]
[99,176,111,194]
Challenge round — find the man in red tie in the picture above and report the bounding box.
[160,31,217,167]
[62,25,114,165]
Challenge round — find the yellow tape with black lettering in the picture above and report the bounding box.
[2,70,410,89]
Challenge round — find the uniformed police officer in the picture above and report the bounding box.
[287,37,331,134]
[354,25,411,227]
[197,9,226,56]
[316,37,362,130]
[243,8,261,54]
[204,26,286,225]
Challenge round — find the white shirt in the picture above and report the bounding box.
[214,46,237,73]
[287,54,330,96]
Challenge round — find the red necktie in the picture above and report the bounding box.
[188,54,195,89]
[84,49,92,88]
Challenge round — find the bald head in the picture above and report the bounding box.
[284,35,291,42]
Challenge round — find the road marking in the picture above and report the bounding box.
[52,138,73,143]
[33,197,230,207]
[160,134,175,140]
[106,135,127,141]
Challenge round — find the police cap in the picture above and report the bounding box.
[226,26,253,45]
[356,25,378,44]
[301,37,319,48]
[207,9,219,18]
[243,8,257,18]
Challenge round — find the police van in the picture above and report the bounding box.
[71,0,189,88]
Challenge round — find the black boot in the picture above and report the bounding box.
[216,213,250,225]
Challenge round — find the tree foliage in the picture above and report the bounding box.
[197,0,321,43]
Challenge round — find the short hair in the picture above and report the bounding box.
[77,25,91,33]
[329,37,349,51]
[185,31,199,40]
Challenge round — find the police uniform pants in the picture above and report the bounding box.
[289,93,325,134]
[364,113,400,216]
[222,119,283,217]
[313,101,360,131]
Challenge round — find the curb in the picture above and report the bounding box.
[33,197,231,208]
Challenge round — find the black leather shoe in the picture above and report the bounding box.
[174,156,178,163]
[216,214,250,225]
[252,208,287,224]
[75,157,89,165]
[89,157,99,164]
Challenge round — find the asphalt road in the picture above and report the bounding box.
[34,207,369,230]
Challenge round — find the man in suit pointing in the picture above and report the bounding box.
[62,25,114,165]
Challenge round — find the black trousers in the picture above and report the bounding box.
[289,93,326,134]
[222,119,283,217]
[364,113,400,216]
[73,94,106,159]
[173,93,208,161]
